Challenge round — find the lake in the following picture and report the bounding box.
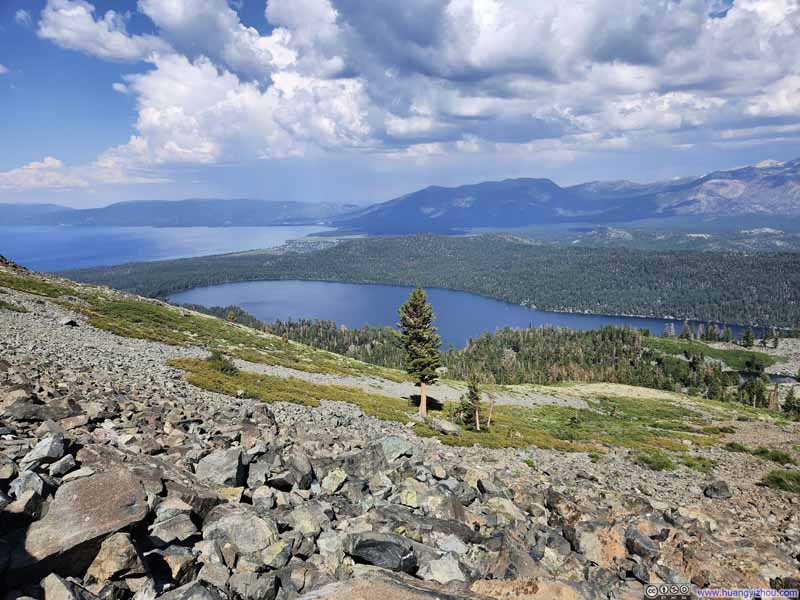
[169,279,745,349]
[0,225,330,271]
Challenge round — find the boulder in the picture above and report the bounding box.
[289,448,314,490]
[84,533,146,583]
[298,573,485,600]
[202,504,279,555]
[563,520,626,568]
[379,436,413,462]
[194,448,245,487]
[20,433,66,469]
[49,454,77,477]
[344,532,417,573]
[4,470,149,585]
[159,582,226,600]
[624,527,660,560]
[9,471,46,498]
[42,574,100,600]
[228,572,279,600]
[321,468,347,494]
[418,555,466,584]
[704,480,733,499]
[430,418,461,436]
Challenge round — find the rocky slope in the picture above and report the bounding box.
[1,261,799,599]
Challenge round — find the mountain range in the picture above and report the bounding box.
[0,199,354,227]
[2,157,799,232]
[336,157,800,233]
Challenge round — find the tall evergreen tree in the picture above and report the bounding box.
[398,287,442,417]
[741,326,755,348]
[784,386,800,419]
[457,373,483,431]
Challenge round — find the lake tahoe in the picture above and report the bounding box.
[169,279,744,349]
[0,225,330,272]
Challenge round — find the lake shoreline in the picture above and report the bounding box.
[167,275,767,333]
[168,278,757,349]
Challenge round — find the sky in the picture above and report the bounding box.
[1,0,799,208]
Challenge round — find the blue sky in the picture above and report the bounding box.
[1,0,799,208]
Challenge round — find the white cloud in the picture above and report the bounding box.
[136,0,296,80]
[0,64,8,75]
[21,0,800,194]
[0,153,167,191]
[0,157,87,190]
[38,0,170,62]
[14,9,32,27]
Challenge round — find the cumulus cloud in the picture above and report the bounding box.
[17,0,800,193]
[0,157,87,190]
[0,153,166,191]
[38,0,170,62]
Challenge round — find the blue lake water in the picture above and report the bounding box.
[0,225,330,271]
[169,279,745,349]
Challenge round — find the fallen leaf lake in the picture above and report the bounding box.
[169,279,746,349]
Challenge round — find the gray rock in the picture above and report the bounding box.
[5,470,149,585]
[704,480,733,499]
[289,448,314,490]
[20,433,66,469]
[149,513,199,547]
[84,533,146,583]
[159,582,226,600]
[195,448,245,487]
[202,504,279,555]
[229,572,278,600]
[49,454,77,477]
[379,435,413,462]
[344,532,417,573]
[42,574,99,600]
[430,418,460,436]
[625,527,660,560]
[418,555,466,584]
[9,471,45,499]
[197,563,230,589]
[320,468,347,494]
[261,539,294,569]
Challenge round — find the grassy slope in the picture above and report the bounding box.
[643,336,779,370]
[0,266,787,463]
[0,269,407,382]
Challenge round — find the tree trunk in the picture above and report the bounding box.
[475,407,480,431]
[419,381,428,417]
[487,397,495,428]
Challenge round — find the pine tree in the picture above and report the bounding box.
[741,326,755,348]
[398,287,442,417]
[784,386,800,419]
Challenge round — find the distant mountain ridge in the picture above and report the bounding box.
[336,157,800,233]
[0,198,355,227]
[3,157,799,231]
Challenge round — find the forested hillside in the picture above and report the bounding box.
[66,235,800,326]
[187,305,781,403]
